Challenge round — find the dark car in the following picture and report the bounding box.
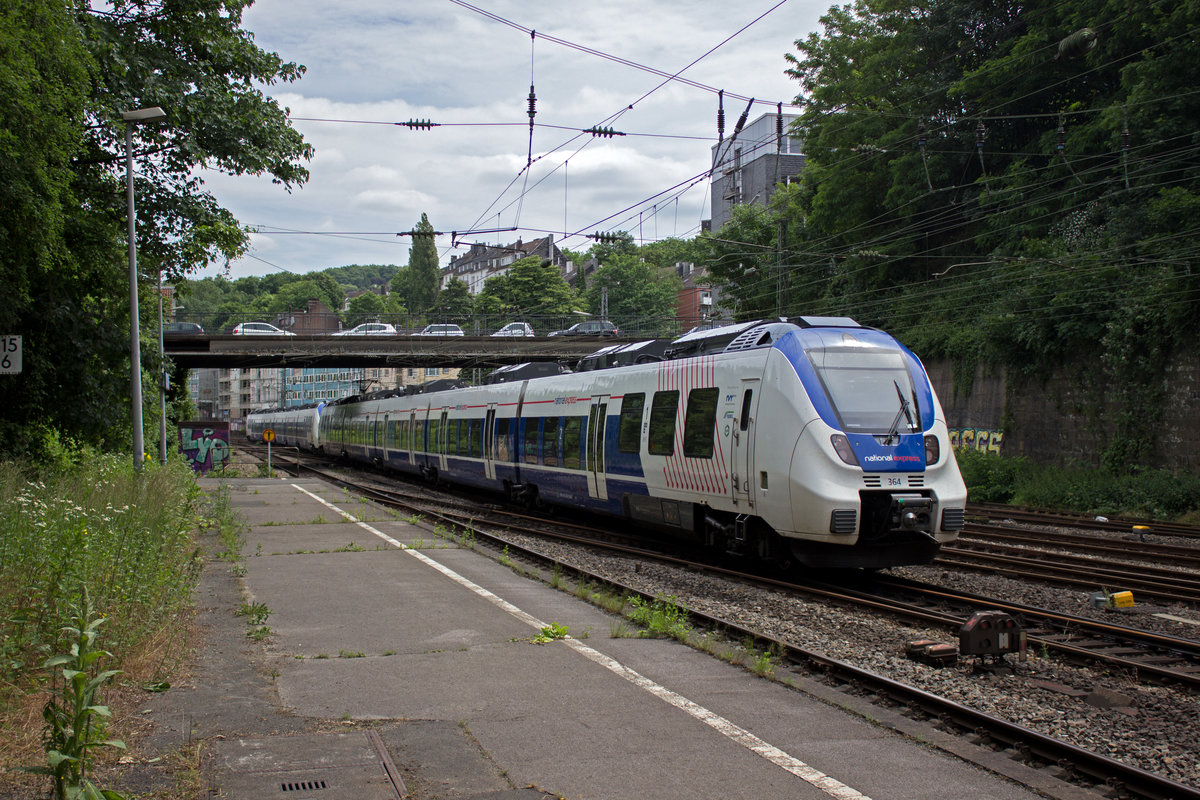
[164,321,205,336]
[548,320,619,337]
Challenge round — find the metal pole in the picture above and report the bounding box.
[126,123,145,470]
[158,269,168,464]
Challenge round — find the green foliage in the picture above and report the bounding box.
[957,449,1200,519]
[0,454,204,688]
[582,256,681,329]
[32,589,127,800]
[397,213,441,312]
[531,622,570,643]
[0,0,314,458]
[344,291,386,327]
[433,277,475,319]
[476,255,578,317]
[955,448,1028,503]
[627,594,691,641]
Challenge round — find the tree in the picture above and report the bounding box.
[345,292,386,327]
[401,213,440,312]
[582,256,680,330]
[0,0,315,457]
[476,257,577,318]
[433,278,474,320]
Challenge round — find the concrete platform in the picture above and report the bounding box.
[165,477,1055,800]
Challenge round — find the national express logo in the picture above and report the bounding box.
[864,454,922,464]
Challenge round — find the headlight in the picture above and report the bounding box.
[924,434,940,466]
[831,434,859,466]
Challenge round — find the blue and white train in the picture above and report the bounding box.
[247,318,967,569]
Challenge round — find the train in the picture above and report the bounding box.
[246,317,967,569]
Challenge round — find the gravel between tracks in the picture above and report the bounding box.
[496,530,1200,790]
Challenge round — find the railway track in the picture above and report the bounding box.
[937,537,1200,606]
[969,502,1200,540]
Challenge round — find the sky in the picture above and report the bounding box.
[195,0,832,280]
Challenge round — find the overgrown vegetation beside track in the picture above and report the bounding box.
[0,448,232,797]
[957,449,1200,523]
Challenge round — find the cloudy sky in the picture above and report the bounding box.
[195,0,832,280]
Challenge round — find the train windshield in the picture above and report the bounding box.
[807,346,921,434]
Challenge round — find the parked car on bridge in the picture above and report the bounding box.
[164,321,205,336]
[231,322,295,336]
[332,322,398,336]
[412,323,465,336]
[491,322,535,337]
[548,320,619,337]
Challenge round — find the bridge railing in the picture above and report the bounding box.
[168,312,732,339]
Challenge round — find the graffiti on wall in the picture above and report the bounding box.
[950,428,1004,454]
[179,421,231,473]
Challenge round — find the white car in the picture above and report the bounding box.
[490,322,534,337]
[412,324,465,336]
[332,322,398,336]
[231,322,295,336]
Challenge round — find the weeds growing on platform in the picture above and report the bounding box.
[0,452,208,795]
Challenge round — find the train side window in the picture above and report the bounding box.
[683,388,719,458]
[400,420,409,450]
[445,419,457,455]
[496,418,511,461]
[523,419,540,464]
[617,393,645,453]
[428,419,440,453]
[563,417,583,469]
[648,391,679,456]
[543,417,560,467]
[457,419,470,455]
[468,419,482,457]
[739,389,753,431]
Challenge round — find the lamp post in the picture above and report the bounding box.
[122,106,167,470]
[157,270,168,464]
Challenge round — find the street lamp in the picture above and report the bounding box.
[157,271,168,464]
[122,106,167,470]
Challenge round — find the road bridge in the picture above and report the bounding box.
[165,334,637,369]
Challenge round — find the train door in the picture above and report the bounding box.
[730,380,759,510]
[483,404,498,480]
[586,395,609,500]
[380,414,389,462]
[407,410,417,466]
[438,409,449,471]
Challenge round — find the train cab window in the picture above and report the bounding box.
[617,393,645,453]
[683,388,719,458]
[543,417,560,467]
[468,419,482,457]
[648,391,679,456]
[563,417,583,469]
[523,419,540,464]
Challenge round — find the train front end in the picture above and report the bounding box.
[769,320,967,569]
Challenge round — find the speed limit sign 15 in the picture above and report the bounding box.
[1,336,21,374]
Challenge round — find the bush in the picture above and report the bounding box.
[954,448,1025,503]
[955,447,1200,520]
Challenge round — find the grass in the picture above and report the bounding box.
[0,452,209,798]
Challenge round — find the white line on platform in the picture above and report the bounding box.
[290,483,872,800]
